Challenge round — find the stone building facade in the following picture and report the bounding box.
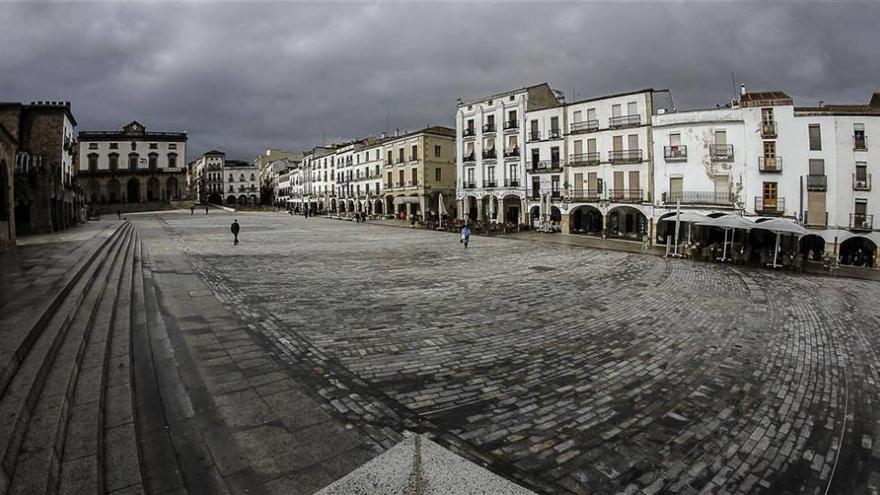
[77,121,187,208]
[0,101,81,236]
[0,124,16,252]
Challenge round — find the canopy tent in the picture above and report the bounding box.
[437,194,446,229]
[392,196,420,205]
[695,215,757,262]
[754,218,809,268]
[661,210,708,257]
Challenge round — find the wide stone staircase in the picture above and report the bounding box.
[0,220,185,494]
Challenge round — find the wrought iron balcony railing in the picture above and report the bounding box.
[806,174,826,191]
[463,153,476,163]
[758,156,782,172]
[710,144,734,162]
[503,178,520,187]
[850,214,873,231]
[528,130,541,142]
[761,121,777,138]
[547,129,562,140]
[608,149,643,164]
[482,123,496,133]
[608,189,643,203]
[568,188,602,202]
[755,197,785,215]
[483,180,497,188]
[569,152,601,166]
[662,191,734,205]
[504,147,520,158]
[482,149,497,160]
[530,160,563,173]
[463,128,476,138]
[503,120,519,130]
[569,120,599,134]
[853,173,871,191]
[462,181,477,189]
[609,115,641,128]
[664,145,687,162]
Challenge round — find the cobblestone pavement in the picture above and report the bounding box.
[142,210,880,494]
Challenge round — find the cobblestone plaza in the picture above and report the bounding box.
[137,210,880,494]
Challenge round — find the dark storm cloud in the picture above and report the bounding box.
[2,2,878,159]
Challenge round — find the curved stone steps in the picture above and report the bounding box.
[6,222,133,494]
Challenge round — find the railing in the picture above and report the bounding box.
[758,156,782,172]
[385,183,393,189]
[570,120,599,134]
[761,121,777,138]
[850,214,873,231]
[528,130,541,142]
[463,153,476,163]
[569,152,600,166]
[608,149,643,163]
[529,191,541,200]
[530,160,562,173]
[482,149,497,159]
[803,211,828,228]
[853,173,872,191]
[409,156,419,163]
[463,128,476,138]
[755,197,785,215]
[568,188,602,201]
[504,148,520,158]
[608,189,643,202]
[710,144,734,162]
[609,114,640,128]
[406,181,419,187]
[483,180,497,188]
[483,123,496,133]
[806,174,826,191]
[664,145,687,161]
[551,190,562,199]
[662,191,734,205]
[547,129,562,140]
[462,181,477,189]
[503,179,520,187]
[503,120,518,130]
[854,135,867,151]
[386,160,393,166]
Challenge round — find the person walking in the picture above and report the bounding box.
[190,206,194,215]
[460,225,471,249]
[231,219,240,245]
[116,209,121,220]
[205,204,209,215]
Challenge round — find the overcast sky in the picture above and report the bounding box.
[2,2,878,160]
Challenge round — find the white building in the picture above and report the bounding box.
[190,150,225,204]
[223,160,259,206]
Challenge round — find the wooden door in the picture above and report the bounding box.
[628,171,640,200]
[762,182,777,209]
[613,171,624,199]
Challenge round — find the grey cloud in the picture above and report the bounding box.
[1,2,877,159]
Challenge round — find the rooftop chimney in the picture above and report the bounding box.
[740,84,746,96]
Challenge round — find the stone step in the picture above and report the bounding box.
[58,224,138,494]
[0,221,127,402]
[0,222,132,494]
[131,233,188,494]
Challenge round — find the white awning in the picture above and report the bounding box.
[393,197,421,205]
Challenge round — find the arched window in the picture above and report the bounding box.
[240,174,245,181]
[109,153,119,171]
[87,153,98,172]
[128,153,139,170]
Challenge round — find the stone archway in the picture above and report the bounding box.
[570,205,603,235]
[501,195,522,225]
[166,176,179,200]
[147,177,160,201]
[238,194,248,205]
[225,194,236,205]
[608,205,647,240]
[107,179,121,204]
[799,234,825,262]
[840,236,876,267]
[126,178,140,203]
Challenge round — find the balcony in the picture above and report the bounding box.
[806,174,826,191]
[547,129,562,140]
[527,130,541,142]
[503,120,519,131]
[570,120,599,134]
[483,123,496,133]
[569,152,600,166]
[854,135,867,151]
[462,181,477,189]
[609,114,640,129]
[406,181,419,188]
[854,173,871,191]
[463,128,476,138]
[463,153,476,164]
[710,144,734,162]
[409,156,419,163]
[503,178,520,188]
[662,191,734,206]
[608,189,643,203]
[386,160,394,167]
[551,190,562,199]
[664,145,687,162]
[608,149,643,164]
[850,214,873,231]
[803,211,828,228]
[482,149,497,160]
[504,147,520,159]
[483,180,497,188]
[761,121,777,138]
[568,188,602,202]
[385,183,393,189]
[530,160,562,173]
[758,157,782,173]
[754,197,785,216]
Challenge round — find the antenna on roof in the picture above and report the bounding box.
[730,71,737,100]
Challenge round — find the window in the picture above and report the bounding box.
[398,148,404,163]
[509,95,515,101]
[109,142,118,150]
[148,153,158,169]
[387,151,393,164]
[854,124,866,150]
[550,116,559,135]
[168,153,177,168]
[88,143,98,150]
[612,104,622,117]
[508,110,517,123]
[169,143,177,150]
[809,159,825,175]
[149,143,158,149]
[627,101,638,116]
[411,169,418,185]
[229,174,234,182]
[669,133,681,147]
[628,134,639,150]
[375,150,380,160]
[130,142,137,150]
[109,153,119,171]
[435,168,441,181]
[487,99,493,105]
[87,153,98,172]
[434,145,441,157]
[411,145,418,161]
[128,153,138,170]
[808,124,822,151]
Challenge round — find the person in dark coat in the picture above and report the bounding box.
[231,219,240,245]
